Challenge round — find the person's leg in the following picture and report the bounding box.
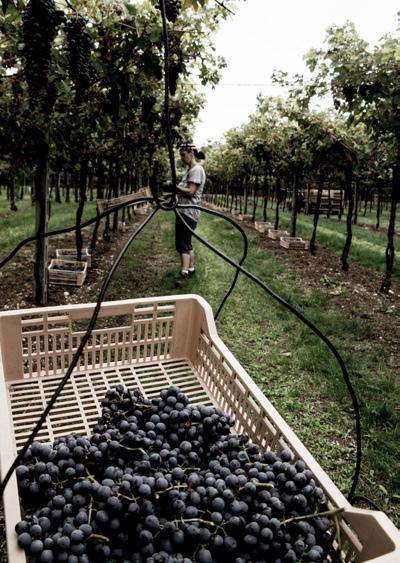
[176,216,187,274]
[187,250,195,276]
[180,252,191,272]
[189,250,195,269]
[184,217,196,274]
[176,216,196,266]
[175,215,196,286]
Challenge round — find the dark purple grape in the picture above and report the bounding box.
[14,385,334,562]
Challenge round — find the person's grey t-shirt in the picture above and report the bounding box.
[177,164,206,222]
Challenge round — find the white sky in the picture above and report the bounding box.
[193,0,399,146]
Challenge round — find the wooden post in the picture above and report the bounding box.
[380,135,400,292]
[290,168,299,238]
[76,158,88,262]
[34,130,50,305]
[341,163,354,271]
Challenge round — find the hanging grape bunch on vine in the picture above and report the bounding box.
[22,0,64,107]
[64,16,93,100]
[168,32,184,96]
[157,0,182,23]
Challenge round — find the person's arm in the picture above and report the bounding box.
[176,181,198,198]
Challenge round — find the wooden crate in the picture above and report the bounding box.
[255,221,274,233]
[0,295,399,562]
[308,189,343,213]
[268,228,289,240]
[48,259,87,287]
[55,248,92,267]
[96,188,152,215]
[280,236,309,250]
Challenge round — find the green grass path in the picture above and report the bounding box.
[112,210,399,524]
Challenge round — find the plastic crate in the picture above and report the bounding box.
[254,221,274,233]
[268,228,290,240]
[48,259,88,287]
[0,295,399,562]
[280,236,309,250]
[237,213,253,221]
[55,248,92,267]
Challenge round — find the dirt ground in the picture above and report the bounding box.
[0,213,399,560]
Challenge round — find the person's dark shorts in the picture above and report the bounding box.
[175,214,197,254]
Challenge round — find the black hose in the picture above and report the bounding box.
[0,207,159,498]
[0,200,362,503]
[174,207,248,321]
[175,203,362,502]
[352,495,384,512]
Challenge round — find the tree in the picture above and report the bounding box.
[304,23,400,291]
[0,0,242,303]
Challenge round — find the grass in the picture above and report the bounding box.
[1,196,399,526]
[109,209,399,524]
[0,195,97,256]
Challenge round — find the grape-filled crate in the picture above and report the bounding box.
[0,295,399,562]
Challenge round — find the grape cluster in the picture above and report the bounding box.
[22,0,64,106]
[64,17,93,99]
[167,33,183,96]
[15,386,335,562]
[157,0,182,23]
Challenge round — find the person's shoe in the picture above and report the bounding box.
[187,268,195,278]
[174,271,189,288]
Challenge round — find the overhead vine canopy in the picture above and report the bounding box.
[0,0,243,303]
[0,0,242,178]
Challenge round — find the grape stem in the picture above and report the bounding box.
[241,446,251,463]
[282,506,345,525]
[85,468,99,483]
[119,444,146,454]
[88,497,93,525]
[89,533,110,542]
[175,517,217,527]
[333,511,343,552]
[159,484,188,494]
[118,493,138,502]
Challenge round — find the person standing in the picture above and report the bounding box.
[174,140,206,287]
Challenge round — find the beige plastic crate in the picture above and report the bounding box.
[280,236,309,250]
[237,213,253,221]
[0,295,399,562]
[55,248,92,267]
[255,221,274,233]
[268,228,290,240]
[48,259,88,287]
